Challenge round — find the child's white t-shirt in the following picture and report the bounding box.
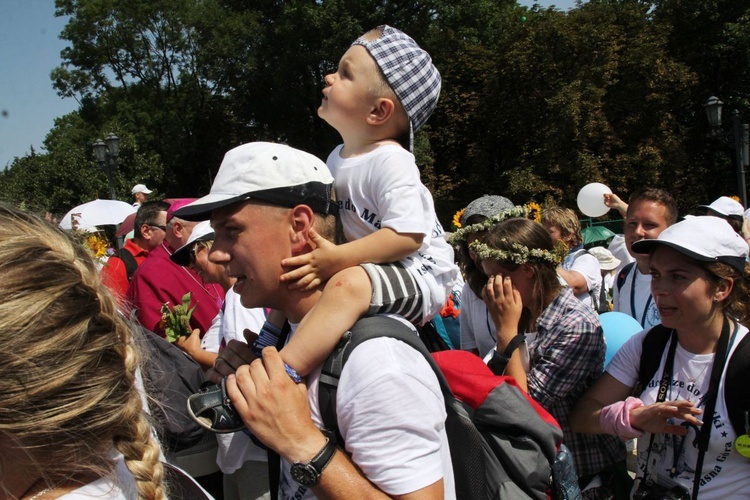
[327,144,458,321]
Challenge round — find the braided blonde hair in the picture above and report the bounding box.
[0,204,166,499]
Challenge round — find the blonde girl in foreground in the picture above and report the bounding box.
[0,204,168,499]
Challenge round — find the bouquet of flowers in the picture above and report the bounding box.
[159,292,197,343]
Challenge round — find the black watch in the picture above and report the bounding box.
[290,437,337,487]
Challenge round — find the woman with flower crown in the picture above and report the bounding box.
[471,214,630,498]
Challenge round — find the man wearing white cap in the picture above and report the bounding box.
[132,183,153,208]
[175,142,453,499]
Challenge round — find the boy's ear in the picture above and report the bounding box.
[367,97,396,126]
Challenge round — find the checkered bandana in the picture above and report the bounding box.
[353,25,441,150]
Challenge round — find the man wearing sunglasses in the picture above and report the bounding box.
[102,200,170,303]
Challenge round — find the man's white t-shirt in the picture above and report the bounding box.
[278,328,455,499]
[606,325,750,499]
[327,144,458,322]
[201,289,269,473]
[613,264,661,328]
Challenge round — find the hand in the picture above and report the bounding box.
[630,399,703,435]
[603,193,628,216]
[280,228,342,291]
[481,274,523,342]
[207,339,257,383]
[175,328,202,357]
[226,347,326,461]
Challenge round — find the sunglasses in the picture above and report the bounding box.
[148,224,167,232]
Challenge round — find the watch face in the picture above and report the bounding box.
[291,463,319,487]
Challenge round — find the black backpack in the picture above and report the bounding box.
[115,247,139,282]
[637,323,750,437]
[318,316,567,499]
[136,326,209,452]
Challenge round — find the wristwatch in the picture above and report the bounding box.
[290,437,337,487]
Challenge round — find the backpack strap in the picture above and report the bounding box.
[636,324,671,395]
[115,247,139,282]
[318,316,450,447]
[725,331,750,437]
[616,261,636,293]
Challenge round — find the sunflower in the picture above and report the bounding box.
[452,208,465,229]
[85,234,109,258]
[527,202,542,223]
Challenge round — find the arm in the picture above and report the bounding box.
[227,348,444,499]
[482,274,527,390]
[570,372,702,437]
[281,227,423,291]
[556,267,590,294]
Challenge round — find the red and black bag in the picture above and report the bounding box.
[319,316,566,499]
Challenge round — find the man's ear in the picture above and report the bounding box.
[367,97,396,126]
[289,205,316,253]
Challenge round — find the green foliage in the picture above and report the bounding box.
[6,0,747,225]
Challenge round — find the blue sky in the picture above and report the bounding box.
[0,0,578,169]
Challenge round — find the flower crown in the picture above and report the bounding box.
[469,240,562,266]
[451,204,534,244]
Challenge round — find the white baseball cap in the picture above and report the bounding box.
[131,183,153,195]
[699,196,744,219]
[632,216,748,272]
[170,220,215,266]
[175,142,337,221]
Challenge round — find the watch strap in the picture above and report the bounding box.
[309,437,336,475]
[487,333,526,375]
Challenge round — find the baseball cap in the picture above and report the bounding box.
[631,216,748,273]
[698,196,744,219]
[460,195,514,226]
[353,25,440,151]
[588,246,621,271]
[170,220,215,266]
[174,142,337,221]
[132,184,153,195]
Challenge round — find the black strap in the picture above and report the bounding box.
[487,333,526,376]
[115,247,139,281]
[616,261,636,292]
[636,324,672,395]
[690,318,732,500]
[318,316,451,449]
[267,321,291,500]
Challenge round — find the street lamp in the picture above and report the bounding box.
[703,96,750,207]
[93,133,120,200]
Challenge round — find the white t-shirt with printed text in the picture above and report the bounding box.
[327,144,458,322]
[606,324,750,499]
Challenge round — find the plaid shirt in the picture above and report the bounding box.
[528,288,625,477]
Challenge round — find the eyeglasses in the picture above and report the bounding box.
[148,224,167,232]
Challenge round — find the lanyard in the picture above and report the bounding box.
[629,266,653,327]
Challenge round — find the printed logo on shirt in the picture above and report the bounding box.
[337,198,381,229]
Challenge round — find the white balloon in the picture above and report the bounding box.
[577,183,612,217]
